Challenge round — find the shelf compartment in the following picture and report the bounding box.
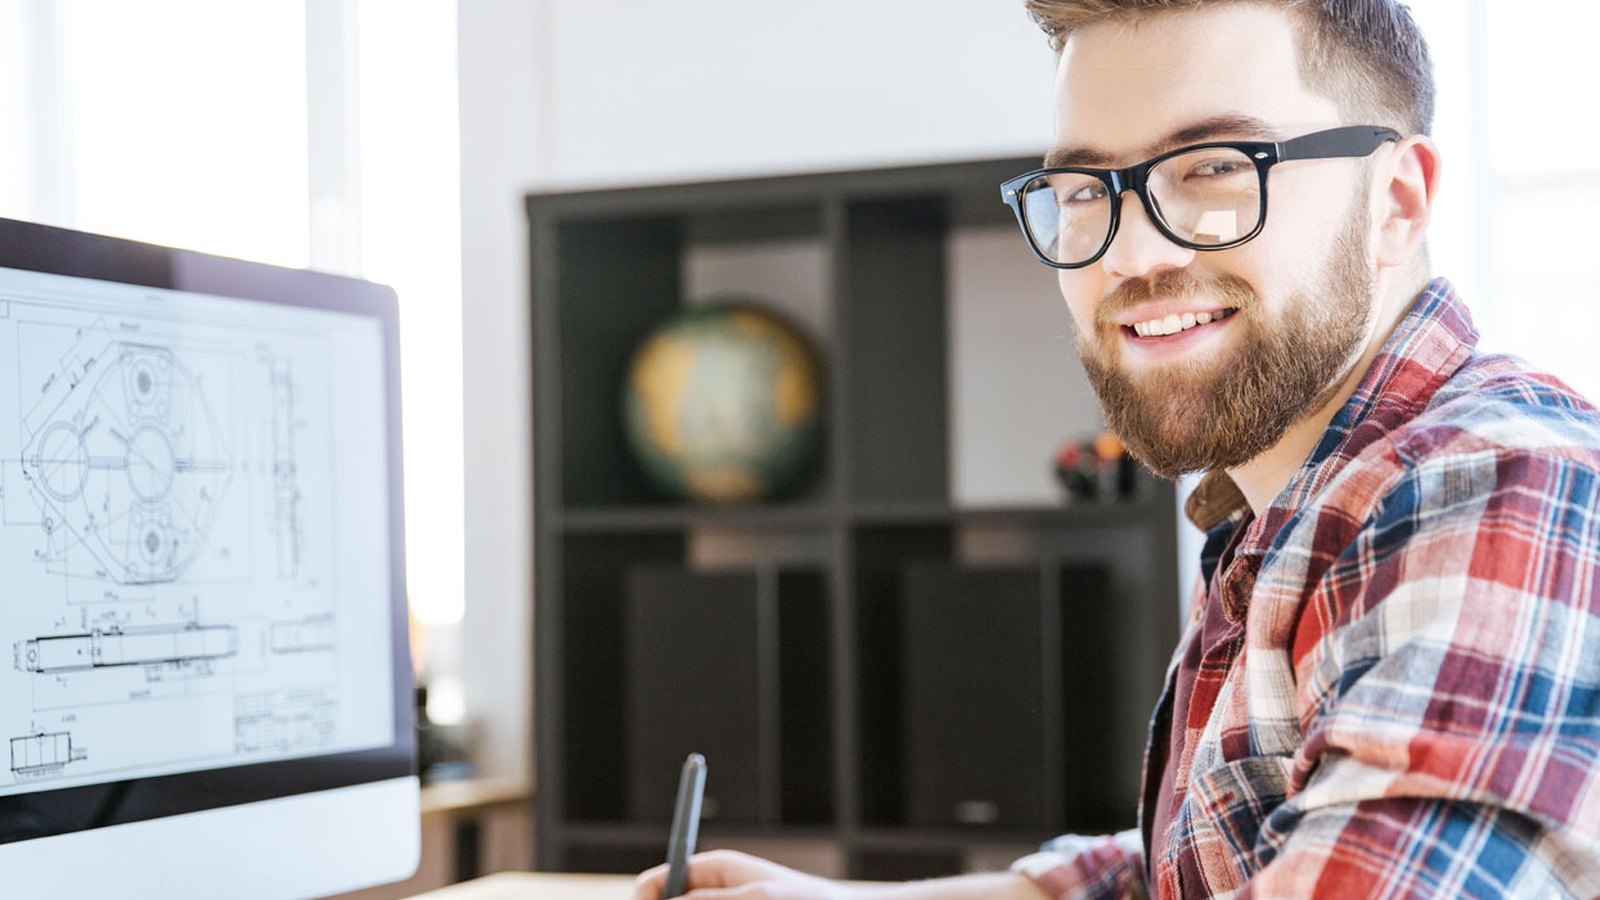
[623,566,832,826]
[560,532,689,822]
[551,216,681,508]
[851,537,1138,834]
[839,197,950,506]
[850,524,955,827]
[559,503,836,534]
[900,562,1050,830]
[545,207,835,511]
[625,567,767,824]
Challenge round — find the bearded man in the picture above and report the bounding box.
[635,1,1600,896]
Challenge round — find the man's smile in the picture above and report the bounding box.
[1127,306,1239,337]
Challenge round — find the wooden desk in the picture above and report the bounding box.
[405,872,633,900]
[421,775,531,818]
[420,776,531,883]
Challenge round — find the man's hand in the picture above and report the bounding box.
[634,849,846,900]
[635,848,1045,900]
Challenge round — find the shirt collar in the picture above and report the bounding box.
[1181,277,1476,534]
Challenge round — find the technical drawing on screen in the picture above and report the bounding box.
[0,273,395,797]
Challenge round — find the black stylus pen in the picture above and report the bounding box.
[663,753,707,899]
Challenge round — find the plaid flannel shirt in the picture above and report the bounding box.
[1012,279,1600,898]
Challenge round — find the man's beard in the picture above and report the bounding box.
[1076,211,1376,480]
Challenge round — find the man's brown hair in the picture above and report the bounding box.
[1024,0,1434,135]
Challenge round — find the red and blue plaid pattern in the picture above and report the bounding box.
[1013,280,1600,898]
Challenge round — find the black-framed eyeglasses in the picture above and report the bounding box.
[1000,125,1400,269]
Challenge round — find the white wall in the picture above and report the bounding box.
[537,1,1056,188]
[457,0,544,783]
[457,1,1059,780]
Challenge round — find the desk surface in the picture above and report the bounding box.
[406,872,634,900]
[418,776,531,818]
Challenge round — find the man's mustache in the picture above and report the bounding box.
[1096,270,1257,327]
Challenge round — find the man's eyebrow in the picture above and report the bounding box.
[1043,114,1282,169]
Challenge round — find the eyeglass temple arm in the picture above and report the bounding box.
[1276,125,1401,162]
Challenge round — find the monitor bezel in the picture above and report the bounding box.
[0,216,416,844]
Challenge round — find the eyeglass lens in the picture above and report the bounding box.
[1020,146,1263,265]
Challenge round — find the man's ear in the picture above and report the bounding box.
[1374,135,1440,268]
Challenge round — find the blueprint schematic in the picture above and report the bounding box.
[0,275,396,795]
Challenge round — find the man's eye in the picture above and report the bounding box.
[1184,157,1249,179]
[1060,181,1107,205]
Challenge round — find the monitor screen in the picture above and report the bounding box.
[0,218,418,898]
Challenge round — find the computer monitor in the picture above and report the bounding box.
[0,218,418,898]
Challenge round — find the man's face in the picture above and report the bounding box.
[1052,4,1381,478]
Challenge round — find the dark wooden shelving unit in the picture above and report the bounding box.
[528,157,1181,879]
[559,504,838,534]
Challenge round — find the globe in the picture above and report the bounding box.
[623,300,825,505]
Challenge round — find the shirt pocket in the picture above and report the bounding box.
[1162,755,1295,895]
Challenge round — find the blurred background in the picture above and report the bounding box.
[0,0,1594,841]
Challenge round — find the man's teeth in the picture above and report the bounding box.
[1132,308,1235,337]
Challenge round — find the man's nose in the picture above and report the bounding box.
[1098,191,1197,280]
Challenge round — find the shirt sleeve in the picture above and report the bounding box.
[1241,448,1600,897]
[1244,794,1596,898]
[1010,830,1148,900]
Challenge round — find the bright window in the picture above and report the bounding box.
[1411,0,1600,397]
[63,1,311,267]
[9,1,465,632]
[1478,0,1600,399]
[358,0,465,629]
